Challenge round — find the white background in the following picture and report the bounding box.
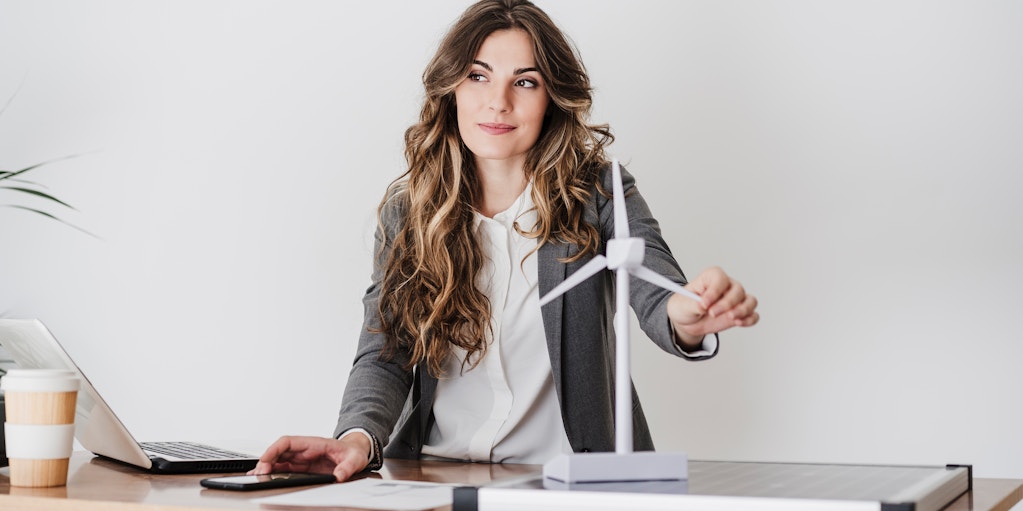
[2,0,1021,483]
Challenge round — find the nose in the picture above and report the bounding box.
[488,83,511,113]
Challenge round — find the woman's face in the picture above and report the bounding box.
[454,29,550,170]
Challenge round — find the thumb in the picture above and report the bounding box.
[668,291,707,327]
[332,449,370,482]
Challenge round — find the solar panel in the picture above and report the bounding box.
[454,461,971,511]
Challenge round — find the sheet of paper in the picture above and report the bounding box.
[252,478,455,510]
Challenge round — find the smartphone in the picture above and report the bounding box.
[200,472,336,491]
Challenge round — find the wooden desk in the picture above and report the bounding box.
[0,452,537,511]
[2,452,1021,511]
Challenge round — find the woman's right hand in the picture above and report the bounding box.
[247,434,371,482]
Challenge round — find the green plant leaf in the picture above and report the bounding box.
[0,80,24,120]
[3,86,97,239]
[1,185,76,210]
[0,176,46,188]
[0,154,81,182]
[5,205,99,239]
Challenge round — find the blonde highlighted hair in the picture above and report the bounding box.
[376,0,613,377]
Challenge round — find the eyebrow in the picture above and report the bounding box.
[473,60,539,76]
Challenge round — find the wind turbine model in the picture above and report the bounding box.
[540,159,700,486]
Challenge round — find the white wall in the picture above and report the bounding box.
[2,0,1020,480]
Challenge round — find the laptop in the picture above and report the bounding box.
[0,318,259,474]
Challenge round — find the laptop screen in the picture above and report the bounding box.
[0,319,154,469]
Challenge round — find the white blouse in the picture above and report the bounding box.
[421,184,573,464]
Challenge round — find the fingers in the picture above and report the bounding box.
[248,435,328,476]
[674,267,759,335]
[248,436,296,475]
[687,266,727,310]
[691,267,753,320]
[688,266,735,316]
[246,435,371,483]
[728,294,760,326]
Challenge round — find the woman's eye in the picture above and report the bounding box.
[468,72,487,82]
[516,78,538,88]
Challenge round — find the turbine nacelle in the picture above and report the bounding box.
[606,238,644,271]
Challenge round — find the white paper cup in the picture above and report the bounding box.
[2,369,79,487]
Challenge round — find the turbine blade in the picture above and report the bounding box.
[538,255,608,306]
[631,265,703,303]
[612,159,629,239]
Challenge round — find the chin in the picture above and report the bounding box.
[466,142,534,163]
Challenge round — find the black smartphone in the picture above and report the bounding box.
[200,473,335,491]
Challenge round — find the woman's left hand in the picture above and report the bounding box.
[667,266,759,346]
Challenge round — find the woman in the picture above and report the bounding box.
[251,0,759,482]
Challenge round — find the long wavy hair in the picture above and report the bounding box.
[376,0,613,378]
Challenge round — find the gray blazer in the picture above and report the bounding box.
[332,164,717,465]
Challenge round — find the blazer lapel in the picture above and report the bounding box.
[538,241,570,391]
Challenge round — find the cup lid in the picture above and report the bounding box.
[1,369,80,392]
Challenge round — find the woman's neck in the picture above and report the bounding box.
[474,158,528,218]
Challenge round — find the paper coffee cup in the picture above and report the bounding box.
[2,368,79,487]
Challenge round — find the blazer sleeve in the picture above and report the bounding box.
[331,188,415,454]
[598,164,720,360]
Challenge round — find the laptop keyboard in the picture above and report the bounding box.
[140,441,253,460]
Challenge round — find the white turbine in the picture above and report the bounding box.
[540,159,696,486]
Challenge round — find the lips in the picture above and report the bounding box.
[478,123,516,135]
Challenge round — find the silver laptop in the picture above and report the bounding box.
[0,318,258,473]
